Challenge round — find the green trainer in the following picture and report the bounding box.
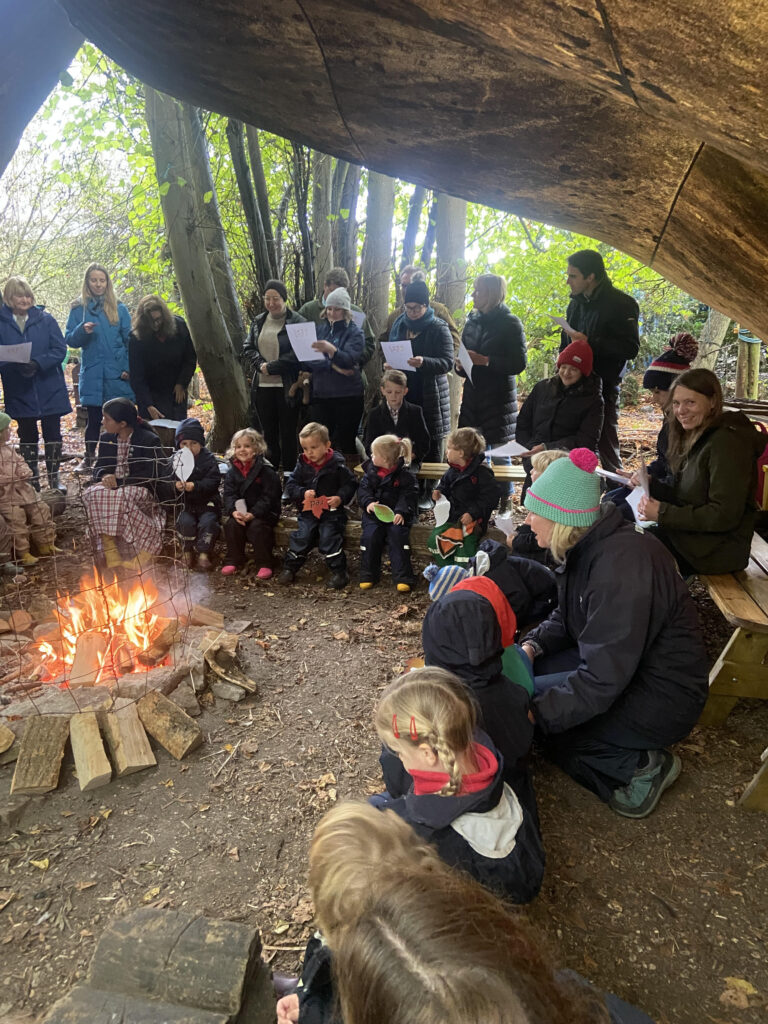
[608,749,681,819]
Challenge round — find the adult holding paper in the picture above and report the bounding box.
[297,266,375,370]
[128,295,197,420]
[637,368,764,574]
[65,263,134,477]
[386,280,453,508]
[242,279,306,479]
[0,276,71,492]
[560,250,639,473]
[457,274,527,512]
[519,448,709,818]
[302,287,365,459]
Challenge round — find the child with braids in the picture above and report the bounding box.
[358,433,418,592]
[371,667,545,903]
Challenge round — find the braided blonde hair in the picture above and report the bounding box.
[374,667,476,797]
[371,433,413,467]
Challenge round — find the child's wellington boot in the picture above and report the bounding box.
[35,543,63,557]
[101,534,122,568]
[20,551,39,566]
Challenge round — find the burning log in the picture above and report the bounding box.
[112,643,135,676]
[69,630,109,687]
[137,621,181,667]
[10,715,71,795]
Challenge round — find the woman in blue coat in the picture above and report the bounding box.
[0,276,71,492]
[65,263,134,475]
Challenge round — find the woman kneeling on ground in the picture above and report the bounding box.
[637,367,763,575]
[520,448,709,819]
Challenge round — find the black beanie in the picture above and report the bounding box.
[264,279,288,302]
[175,417,206,447]
[404,280,430,307]
[643,332,698,391]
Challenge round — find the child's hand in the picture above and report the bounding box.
[232,510,246,524]
[460,512,475,527]
[431,489,441,502]
[328,496,342,509]
[304,489,316,500]
[102,474,117,490]
[276,994,300,1024]
[366,502,377,513]
[393,513,404,525]
[175,480,185,491]
[184,481,194,492]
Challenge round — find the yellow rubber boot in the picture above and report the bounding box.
[359,581,375,590]
[396,583,411,593]
[35,543,63,557]
[20,551,39,566]
[101,534,122,568]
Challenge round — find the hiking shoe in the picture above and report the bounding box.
[278,568,296,584]
[608,749,681,819]
[327,571,349,590]
[359,581,375,590]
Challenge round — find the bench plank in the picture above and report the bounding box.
[354,462,526,482]
[700,572,768,632]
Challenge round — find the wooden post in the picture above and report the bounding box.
[735,328,761,399]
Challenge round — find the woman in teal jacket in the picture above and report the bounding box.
[65,263,134,474]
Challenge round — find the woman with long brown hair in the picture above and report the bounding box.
[128,294,197,421]
[638,367,763,574]
[65,263,133,475]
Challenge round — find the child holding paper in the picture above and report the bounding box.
[281,421,357,589]
[358,434,418,593]
[173,418,222,572]
[433,428,499,533]
[221,428,281,578]
[301,287,365,460]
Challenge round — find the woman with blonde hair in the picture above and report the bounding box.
[128,294,196,421]
[65,263,133,475]
[0,276,71,492]
[637,367,763,574]
[520,448,708,818]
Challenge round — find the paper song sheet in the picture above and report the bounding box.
[457,340,474,383]
[595,467,629,486]
[286,322,319,362]
[350,310,366,330]
[626,486,655,527]
[487,439,529,458]
[381,339,414,372]
[0,341,32,364]
[549,315,577,337]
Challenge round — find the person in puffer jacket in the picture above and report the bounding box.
[221,428,281,578]
[357,434,418,593]
[372,667,544,904]
[173,417,222,572]
[432,427,500,534]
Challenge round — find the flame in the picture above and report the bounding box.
[37,572,163,684]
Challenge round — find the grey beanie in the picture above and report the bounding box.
[324,287,351,311]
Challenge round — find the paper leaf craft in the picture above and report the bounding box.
[433,495,451,527]
[373,503,395,523]
[494,515,517,539]
[303,494,331,519]
[171,447,195,482]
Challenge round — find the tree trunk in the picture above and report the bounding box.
[435,193,467,429]
[420,194,439,270]
[183,106,245,351]
[145,87,249,451]
[360,171,395,408]
[401,184,426,269]
[245,125,278,278]
[311,150,334,294]
[290,142,315,305]
[694,309,732,370]
[335,162,361,289]
[225,118,272,297]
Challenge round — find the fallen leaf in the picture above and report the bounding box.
[333,631,350,642]
[197,804,210,813]
[163,779,174,788]
[227,846,240,861]
[143,886,161,902]
[405,656,425,671]
[723,978,758,996]
[273,920,290,935]
[75,881,97,891]
[100,808,112,819]
[30,859,49,871]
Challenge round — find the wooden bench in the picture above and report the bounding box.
[354,461,526,482]
[698,533,768,811]
[274,515,508,554]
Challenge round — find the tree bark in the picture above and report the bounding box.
[145,87,249,451]
[401,184,426,269]
[694,309,732,370]
[360,171,395,407]
[420,194,439,270]
[245,124,277,278]
[183,106,245,351]
[290,142,315,305]
[311,150,334,294]
[226,118,272,297]
[335,162,361,289]
[435,193,467,428]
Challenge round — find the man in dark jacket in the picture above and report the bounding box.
[560,250,639,472]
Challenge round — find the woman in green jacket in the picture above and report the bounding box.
[638,368,763,574]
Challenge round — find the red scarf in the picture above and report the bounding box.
[233,458,253,477]
[410,743,497,796]
[303,449,335,470]
[452,576,517,647]
[376,465,392,479]
[448,460,469,471]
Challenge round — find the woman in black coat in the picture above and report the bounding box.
[242,280,306,477]
[516,338,604,494]
[128,295,197,421]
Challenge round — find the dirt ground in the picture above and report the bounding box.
[1,409,767,1023]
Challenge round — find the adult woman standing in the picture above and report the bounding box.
[242,280,306,477]
[387,280,453,507]
[638,368,763,574]
[128,295,197,421]
[520,449,709,818]
[65,263,134,475]
[0,276,71,492]
[303,287,365,458]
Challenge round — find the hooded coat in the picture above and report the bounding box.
[65,299,134,406]
[477,538,557,628]
[435,452,499,530]
[525,503,709,747]
[222,454,281,525]
[388,312,453,441]
[302,317,365,400]
[285,450,357,514]
[0,304,71,419]
[457,304,527,446]
[515,372,604,453]
[357,457,418,525]
[650,411,763,574]
[177,448,222,515]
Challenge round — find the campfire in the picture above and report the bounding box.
[36,572,179,687]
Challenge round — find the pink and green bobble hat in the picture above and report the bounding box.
[523,448,602,527]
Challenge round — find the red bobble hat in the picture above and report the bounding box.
[557,338,593,378]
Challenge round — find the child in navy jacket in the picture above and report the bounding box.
[281,421,357,589]
[433,427,499,535]
[221,428,281,578]
[174,418,222,571]
[358,434,418,592]
[372,667,545,904]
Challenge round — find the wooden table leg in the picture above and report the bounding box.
[698,628,768,727]
[740,747,768,811]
